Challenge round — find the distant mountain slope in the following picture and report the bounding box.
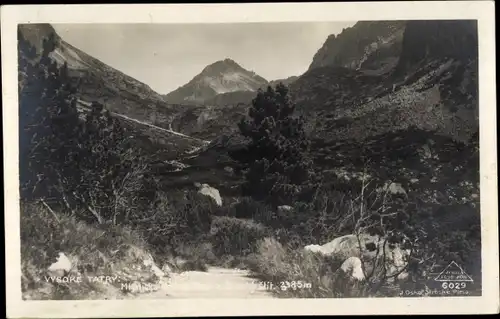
[164,20,478,149]
[308,21,407,75]
[167,75,300,140]
[269,75,299,87]
[18,23,208,163]
[193,20,478,190]
[394,20,478,76]
[290,19,478,144]
[204,91,257,108]
[201,76,298,108]
[163,59,268,104]
[18,24,181,130]
[188,21,480,233]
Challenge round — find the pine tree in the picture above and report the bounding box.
[18,30,82,203]
[18,29,155,224]
[232,83,319,206]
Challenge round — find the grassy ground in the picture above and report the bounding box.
[20,201,164,300]
[20,179,481,299]
[19,151,480,300]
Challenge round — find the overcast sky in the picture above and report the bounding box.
[53,22,355,94]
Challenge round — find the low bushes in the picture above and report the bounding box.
[247,237,353,298]
[135,190,217,257]
[209,216,270,257]
[243,184,482,298]
[20,200,152,300]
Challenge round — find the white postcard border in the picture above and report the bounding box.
[2,2,498,317]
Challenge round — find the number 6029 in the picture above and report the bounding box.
[442,282,467,289]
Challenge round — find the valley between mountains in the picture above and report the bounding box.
[18,20,480,300]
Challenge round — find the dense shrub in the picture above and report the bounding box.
[135,190,217,256]
[247,237,354,298]
[75,102,156,224]
[400,202,481,294]
[252,188,357,247]
[228,197,275,221]
[209,216,270,257]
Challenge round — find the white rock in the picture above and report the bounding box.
[421,144,432,159]
[197,183,222,206]
[304,244,324,254]
[311,233,410,281]
[277,205,293,213]
[386,182,407,196]
[48,252,72,274]
[319,234,378,257]
[340,256,365,281]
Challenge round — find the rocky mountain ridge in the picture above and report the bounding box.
[308,21,407,75]
[18,24,182,131]
[163,58,268,105]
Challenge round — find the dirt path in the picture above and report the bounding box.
[76,99,210,144]
[133,267,275,299]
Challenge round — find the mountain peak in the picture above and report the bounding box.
[164,59,268,104]
[222,58,238,64]
[202,58,247,75]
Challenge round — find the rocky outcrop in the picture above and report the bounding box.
[394,20,478,76]
[308,21,407,74]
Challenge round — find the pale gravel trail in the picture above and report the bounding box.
[75,101,266,299]
[76,99,210,144]
[133,267,275,299]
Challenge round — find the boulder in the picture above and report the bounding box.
[420,144,432,159]
[384,182,407,196]
[196,183,222,206]
[317,233,381,258]
[304,244,324,254]
[306,233,410,281]
[47,252,72,276]
[339,256,365,281]
[277,205,294,213]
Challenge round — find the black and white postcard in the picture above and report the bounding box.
[2,2,498,317]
